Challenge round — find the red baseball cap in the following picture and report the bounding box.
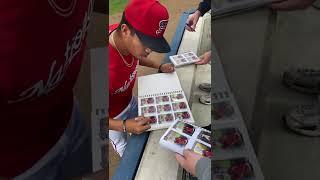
[124,0,171,53]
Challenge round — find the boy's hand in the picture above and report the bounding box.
[125,116,151,134]
[160,63,175,73]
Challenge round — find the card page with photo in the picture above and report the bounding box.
[213,157,256,180]
[212,153,265,180]
[212,90,242,125]
[169,51,200,67]
[212,41,264,179]
[160,120,212,158]
[212,126,249,159]
[138,72,195,131]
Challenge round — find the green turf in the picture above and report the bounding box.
[109,0,128,15]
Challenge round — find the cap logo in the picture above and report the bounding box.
[156,19,168,36]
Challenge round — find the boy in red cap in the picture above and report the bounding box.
[108,0,175,156]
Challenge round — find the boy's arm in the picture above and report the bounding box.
[109,117,151,134]
[138,56,161,69]
[109,118,124,132]
[139,56,175,73]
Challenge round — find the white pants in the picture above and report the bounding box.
[109,96,138,157]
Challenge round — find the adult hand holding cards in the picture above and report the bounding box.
[169,51,200,67]
[159,120,212,158]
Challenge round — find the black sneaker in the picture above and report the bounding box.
[282,68,320,94]
[283,103,320,137]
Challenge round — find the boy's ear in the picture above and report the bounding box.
[120,24,132,37]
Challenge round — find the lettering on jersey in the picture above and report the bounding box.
[8,0,93,104]
[113,65,138,95]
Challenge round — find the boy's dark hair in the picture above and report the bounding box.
[116,12,135,35]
